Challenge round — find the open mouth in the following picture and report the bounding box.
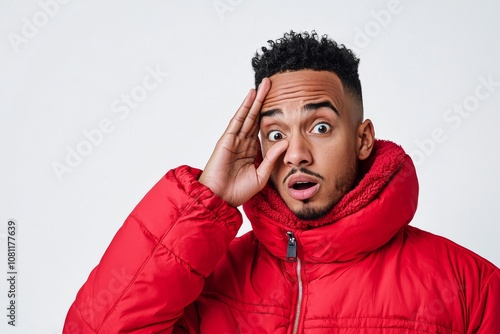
[287,181,320,201]
[292,182,317,190]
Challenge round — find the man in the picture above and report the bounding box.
[64,31,499,333]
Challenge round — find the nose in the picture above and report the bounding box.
[283,133,312,167]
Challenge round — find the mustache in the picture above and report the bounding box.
[283,167,325,186]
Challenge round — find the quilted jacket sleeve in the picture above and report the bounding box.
[471,268,500,333]
[63,166,242,333]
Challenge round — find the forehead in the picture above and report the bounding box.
[261,70,346,111]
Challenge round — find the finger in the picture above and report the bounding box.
[224,88,256,134]
[248,78,272,138]
[247,106,262,140]
[239,78,271,136]
[255,140,288,189]
[248,117,260,141]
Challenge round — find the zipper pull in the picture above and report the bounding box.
[286,231,297,262]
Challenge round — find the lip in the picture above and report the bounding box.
[286,174,320,201]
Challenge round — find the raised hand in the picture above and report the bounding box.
[199,78,288,207]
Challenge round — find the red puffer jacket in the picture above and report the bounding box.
[64,140,499,333]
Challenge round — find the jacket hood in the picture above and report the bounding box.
[243,139,419,263]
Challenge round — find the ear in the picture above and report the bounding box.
[356,119,375,161]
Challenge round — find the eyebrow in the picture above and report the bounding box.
[304,101,339,115]
[260,101,339,119]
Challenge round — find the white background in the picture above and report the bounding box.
[1,0,499,332]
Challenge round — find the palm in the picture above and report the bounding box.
[199,79,287,207]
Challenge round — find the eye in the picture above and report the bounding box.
[311,123,332,134]
[267,130,285,142]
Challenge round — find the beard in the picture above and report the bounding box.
[293,202,335,221]
[291,160,358,221]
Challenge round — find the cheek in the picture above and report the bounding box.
[316,139,354,170]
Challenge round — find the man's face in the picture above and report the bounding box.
[259,70,363,220]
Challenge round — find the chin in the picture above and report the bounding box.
[290,200,335,221]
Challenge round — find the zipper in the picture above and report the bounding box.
[286,231,297,262]
[286,231,303,334]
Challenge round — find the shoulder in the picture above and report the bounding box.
[401,225,499,280]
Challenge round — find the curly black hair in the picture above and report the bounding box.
[252,31,362,103]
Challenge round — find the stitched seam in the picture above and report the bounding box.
[202,292,289,318]
[95,214,201,331]
[93,174,234,331]
[304,316,461,333]
[203,290,289,311]
[304,324,454,333]
[73,303,98,333]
